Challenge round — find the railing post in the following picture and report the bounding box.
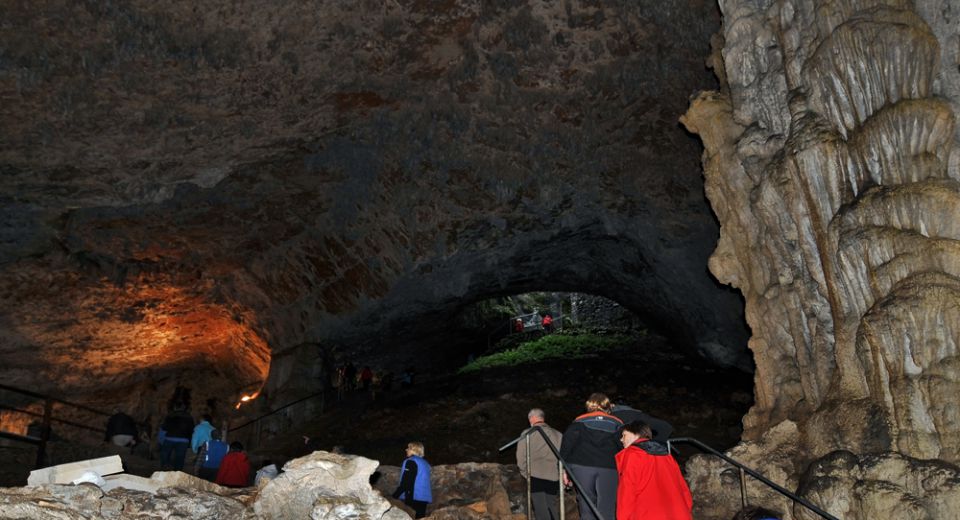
[525,434,532,520]
[35,398,53,468]
[739,467,748,508]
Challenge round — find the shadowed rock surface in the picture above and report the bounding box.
[0,0,748,413]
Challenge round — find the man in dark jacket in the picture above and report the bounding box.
[105,410,138,448]
[159,403,194,471]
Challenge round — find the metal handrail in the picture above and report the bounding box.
[667,437,840,520]
[0,382,148,467]
[500,425,606,520]
[230,390,326,432]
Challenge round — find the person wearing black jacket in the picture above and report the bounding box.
[159,403,195,471]
[559,393,623,520]
[105,409,138,447]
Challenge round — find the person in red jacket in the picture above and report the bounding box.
[615,421,692,520]
[215,441,251,488]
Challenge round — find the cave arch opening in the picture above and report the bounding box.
[270,290,754,467]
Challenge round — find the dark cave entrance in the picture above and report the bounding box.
[286,292,754,469]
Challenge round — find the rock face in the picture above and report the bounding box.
[682,0,960,518]
[254,451,407,520]
[0,0,748,411]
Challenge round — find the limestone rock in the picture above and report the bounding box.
[685,421,801,520]
[683,0,960,517]
[797,451,960,520]
[253,451,407,520]
[0,484,103,520]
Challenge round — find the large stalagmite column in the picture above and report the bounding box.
[682,1,960,518]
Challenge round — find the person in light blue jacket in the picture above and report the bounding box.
[191,414,215,453]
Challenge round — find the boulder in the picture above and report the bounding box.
[253,451,409,519]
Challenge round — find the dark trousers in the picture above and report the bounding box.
[531,477,560,520]
[159,440,189,471]
[404,499,428,518]
[198,466,219,482]
[568,464,617,520]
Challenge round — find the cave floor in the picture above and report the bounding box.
[254,333,754,471]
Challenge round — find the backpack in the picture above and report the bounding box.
[202,439,229,468]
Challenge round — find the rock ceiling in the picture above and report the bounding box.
[0,0,746,405]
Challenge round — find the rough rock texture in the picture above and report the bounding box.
[375,461,537,519]
[0,454,550,519]
[253,451,408,520]
[682,0,960,518]
[0,0,748,412]
[798,450,960,520]
[0,482,251,520]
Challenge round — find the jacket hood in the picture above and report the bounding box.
[634,439,669,456]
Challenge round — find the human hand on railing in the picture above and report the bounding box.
[562,472,571,488]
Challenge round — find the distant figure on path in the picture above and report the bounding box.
[216,441,252,487]
[393,441,433,518]
[559,392,623,520]
[542,314,554,333]
[514,318,524,333]
[360,365,374,391]
[615,420,692,520]
[105,409,138,448]
[517,408,563,520]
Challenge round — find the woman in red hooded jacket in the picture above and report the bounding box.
[615,421,692,520]
[216,441,251,487]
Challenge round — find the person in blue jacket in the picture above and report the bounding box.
[191,414,215,454]
[392,441,432,518]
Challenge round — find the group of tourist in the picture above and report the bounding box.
[515,392,689,520]
[105,405,265,488]
[516,393,781,520]
[332,362,416,401]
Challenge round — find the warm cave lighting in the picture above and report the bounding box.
[235,392,259,410]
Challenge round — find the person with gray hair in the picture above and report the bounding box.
[517,408,563,520]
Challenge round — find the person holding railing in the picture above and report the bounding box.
[559,392,624,520]
[517,408,563,520]
[615,420,692,520]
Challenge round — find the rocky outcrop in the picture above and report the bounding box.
[0,453,559,519]
[254,451,407,520]
[682,0,960,518]
[0,0,747,413]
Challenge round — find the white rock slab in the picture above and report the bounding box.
[27,455,123,485]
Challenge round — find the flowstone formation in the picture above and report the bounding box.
[0,1,748,413]
[682,0,960,518]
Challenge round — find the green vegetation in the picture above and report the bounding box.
[459,333,633,373]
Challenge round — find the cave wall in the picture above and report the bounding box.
[0,0,747,412]
[682,0,960,517]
